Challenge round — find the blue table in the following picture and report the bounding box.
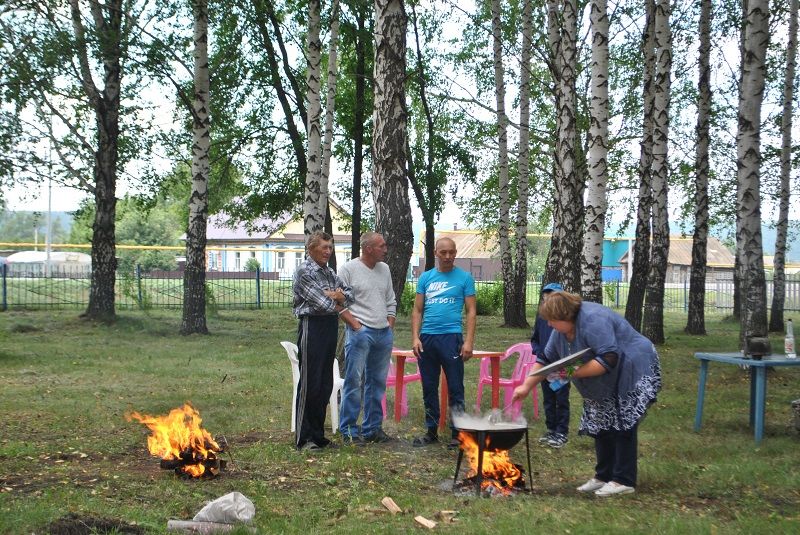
[694,352,800,444]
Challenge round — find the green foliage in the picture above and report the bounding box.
[0,210,68,244]
[244,257,261,272]
[475,282,503,316]
[118,270,152,311]
[70,195,182,274]
[397,284,416,315]
[205,282,218,317]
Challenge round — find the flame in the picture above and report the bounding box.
[127,403,221,477]
[458,431,522,494]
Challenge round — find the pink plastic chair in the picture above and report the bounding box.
[475,342,539,419]
[382,355,421,419]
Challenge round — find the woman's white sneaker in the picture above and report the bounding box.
[576,478,606,492]
[594,481,635,497]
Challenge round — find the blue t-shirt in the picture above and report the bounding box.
[416,267,476,335]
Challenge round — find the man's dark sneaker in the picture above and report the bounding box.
[299,441,322,452]
[364,429,394,443]
[412,432,438,447]
[546,433,568,449]
[343,435,365,446]
[539,431,556,444]
[447,437,461,450]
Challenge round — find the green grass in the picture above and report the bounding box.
[0,309,798,534]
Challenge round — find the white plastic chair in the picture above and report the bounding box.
[281,341,343,434]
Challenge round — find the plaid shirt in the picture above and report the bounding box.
[292,257,354,316]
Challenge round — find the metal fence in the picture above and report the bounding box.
[2,263,799,312]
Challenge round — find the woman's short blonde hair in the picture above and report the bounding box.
[538,291,582,322]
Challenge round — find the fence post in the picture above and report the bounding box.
[256,267,262,309]
[136,264,143,309]
[1,263,6,311]
[684,279,688,311]
[615,280,620,308]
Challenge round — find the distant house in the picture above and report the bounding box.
[205,199,351,277]
[414,230,501,281]
[618,236,735,283]
[5,250,91,275]
[416,230,737,284]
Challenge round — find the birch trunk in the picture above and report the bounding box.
[625,0,655,331]
[70,0,122,322]
[582,0,609,304]
[320,0,340,205]
[686,0,712,335]
[736,0,771,343]
[544,0,582,294]
[373,0,412,302]
[491,0,516,326]
[351,8,368,258]
[512,0,532,327]
[182,0,210,335]
[769,0,797,333]
[304,0,324,235]
[642,0,671,344]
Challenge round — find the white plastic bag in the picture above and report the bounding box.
[193,492,255,524]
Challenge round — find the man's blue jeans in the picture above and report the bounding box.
[339,324,393,438]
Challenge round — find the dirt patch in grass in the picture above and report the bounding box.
[46,513,145,535]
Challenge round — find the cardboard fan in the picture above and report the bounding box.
[529,348,592,376]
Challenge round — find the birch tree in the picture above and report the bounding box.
[0,1,163,322]
[320,0,341,219]
[625,0,655,331]
[581,0,609,304]
[642,0,671,344]
[769,0,797,333]
[304,0,325,235]
[686,0,712,336]
[373,0,413,301]
[490,0,515,326]
[543,0,582,294]
[181,0,210,335]
[512,0,533,327]
[736,0,771,344]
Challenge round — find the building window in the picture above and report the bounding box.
[277,252,285,271]
[235,252,241,271]
[295,252,303,268]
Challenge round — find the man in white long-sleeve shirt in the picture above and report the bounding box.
[337,232,397,444]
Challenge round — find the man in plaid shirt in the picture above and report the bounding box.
[292,231,355,450]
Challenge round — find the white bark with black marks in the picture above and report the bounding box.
[320,0,340,201]
[182,0,210,335]
[70,0,122,322]
[511,0,532,327]
[736,0,771,342]
[686,0,712,336]
[373,0,413,303]
[582,0,609,304]
[625,0,656,332]
[770,0,797,332]
[304,0,325,235]
[642,0,671,345]
[491,0,515,326]
[544,0,582,294]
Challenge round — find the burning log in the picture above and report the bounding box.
[127,403,226,478]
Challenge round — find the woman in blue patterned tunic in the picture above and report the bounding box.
[512,290,661,497]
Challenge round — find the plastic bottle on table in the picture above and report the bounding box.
[786,319,796,359]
